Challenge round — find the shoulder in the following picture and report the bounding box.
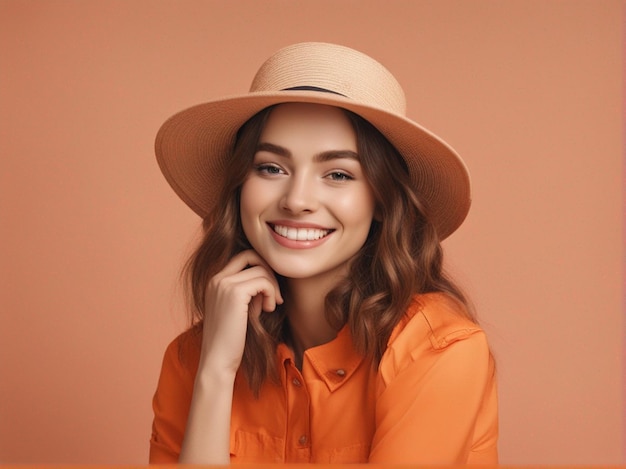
[153,328,201,414]
[159,327,202,380]
[379,293,488,380]
[390,292,482,349]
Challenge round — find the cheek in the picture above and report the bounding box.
[239,177,276,237]
[239,180,259,230]
[334,187,376,228]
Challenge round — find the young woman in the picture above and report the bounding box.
[150,42,497,464]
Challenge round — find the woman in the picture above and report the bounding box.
[150,42,497,464]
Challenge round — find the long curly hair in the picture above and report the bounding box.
[182,105,475,394]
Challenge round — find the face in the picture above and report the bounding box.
[240,103,376,281]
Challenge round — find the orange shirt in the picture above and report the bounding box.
[149,293,498,464]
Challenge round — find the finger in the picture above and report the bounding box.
[210,265,280,311]
[248,294,263,319]
[216,251,284,304]
[218,250,270,276]
[228,275,280,314]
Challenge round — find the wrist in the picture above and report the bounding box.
[195,356,238,388]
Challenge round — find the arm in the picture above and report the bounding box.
[151,250,282,464]
[370,331,498,464]
[178,363,236,463]
[180,250,283,463]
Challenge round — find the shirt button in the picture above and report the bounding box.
[335,369,346,377]
[298,435,308,445]
[292,378,302,387]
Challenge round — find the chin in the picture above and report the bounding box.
[269,264,316,279]
[268,258,349,282]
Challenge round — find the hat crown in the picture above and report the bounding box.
[250,42,406,115]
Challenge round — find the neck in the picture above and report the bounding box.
[283,272,345,368]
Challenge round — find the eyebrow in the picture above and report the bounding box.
[256,142,359,162]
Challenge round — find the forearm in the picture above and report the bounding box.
[179,365,236,464]
[178,250,282,463]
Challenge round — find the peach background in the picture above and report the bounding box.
[0,0,623,465]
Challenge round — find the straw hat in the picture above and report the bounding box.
[155,42,470,239]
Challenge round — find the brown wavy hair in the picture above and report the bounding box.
[182,105,475,394]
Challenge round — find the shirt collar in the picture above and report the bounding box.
[277,325,368,392]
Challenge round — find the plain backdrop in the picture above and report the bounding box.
[0,0,623,464]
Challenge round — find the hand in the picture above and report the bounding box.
[198,250,283,376]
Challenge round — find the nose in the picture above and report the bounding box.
[280,174,318,214]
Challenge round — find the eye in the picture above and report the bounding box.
[326,171,353,182]
[254,163,285,176]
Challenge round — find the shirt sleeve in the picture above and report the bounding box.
[369,325,498,464]
[149,335,197,464]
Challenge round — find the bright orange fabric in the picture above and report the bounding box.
[149,293,498,464]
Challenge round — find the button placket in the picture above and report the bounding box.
[284,361,311,461]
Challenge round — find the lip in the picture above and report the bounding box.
[267,221,335,249]
[269,220,332,230]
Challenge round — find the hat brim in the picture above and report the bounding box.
[155,90,470,240]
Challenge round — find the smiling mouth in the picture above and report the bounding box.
[270,224,334,241]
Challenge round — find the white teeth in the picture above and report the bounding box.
[273,225,330,241]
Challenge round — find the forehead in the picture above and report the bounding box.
[260,103,357,151]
